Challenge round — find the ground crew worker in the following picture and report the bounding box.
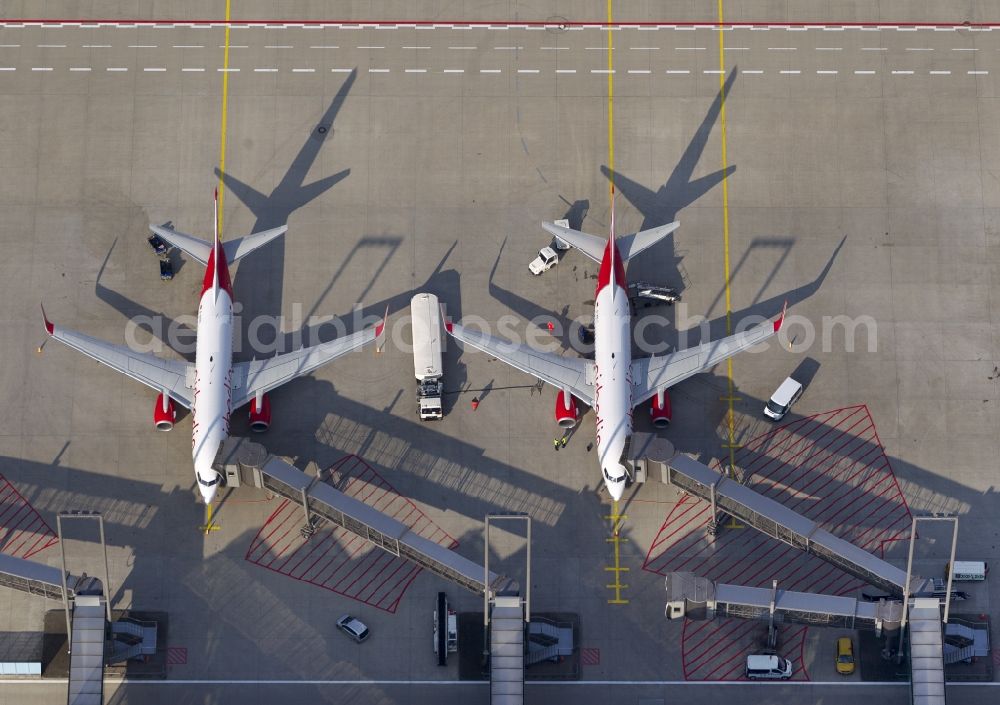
[560,436,568,449]
[546,321,555,333]
[553,438,560,452]
[471,397,479,411]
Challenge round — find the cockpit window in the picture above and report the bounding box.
[602,468,626,483]
[197,474,220,487]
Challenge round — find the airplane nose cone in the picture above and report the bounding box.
[607,479,625,502]
[199,483,217,506]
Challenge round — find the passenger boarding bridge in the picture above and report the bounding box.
[649,448,963,705]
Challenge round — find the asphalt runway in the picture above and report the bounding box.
[1,4,999,704]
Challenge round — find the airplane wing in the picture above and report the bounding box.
[446,320,593,405]
[41,307,194,408]
[541,221,680,263]
[231,308,387,409]
[631,304,786,406]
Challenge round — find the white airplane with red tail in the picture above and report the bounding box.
[42,191,386,508]
[446,204,785,500]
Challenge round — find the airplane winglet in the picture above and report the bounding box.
[40,304,54,336]
[440,303,454,334]
[773,300,788,333]
[374,305,389,353]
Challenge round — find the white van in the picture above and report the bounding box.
[745,653,793,680]
[764,377,803,420]
[949,561,987,582]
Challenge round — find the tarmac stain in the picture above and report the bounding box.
[642,404,912,681]
[245,455,458,613]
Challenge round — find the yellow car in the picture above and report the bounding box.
[836,637,855,675]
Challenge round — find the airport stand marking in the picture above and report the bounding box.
[166,647,188,665]
[581,647,601,666]
[605,498,629,605]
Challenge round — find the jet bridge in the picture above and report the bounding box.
[664,572,904,634]
[664,573,945,705]
[653,451,930,597]
[0,552,77,601]
[214,438,516,597]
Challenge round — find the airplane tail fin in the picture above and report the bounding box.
[212,189,221,298]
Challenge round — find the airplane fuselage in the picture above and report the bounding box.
[192,284,233,504]
[592,239,633,501]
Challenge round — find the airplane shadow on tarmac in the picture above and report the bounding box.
[216,69,356,348]
[600,68,739,292]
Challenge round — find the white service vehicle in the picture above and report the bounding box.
[411,293,445,420]
[763,377,804,421]
[745,653,793,680]
[528,246,559,275]
[434,592,458,666]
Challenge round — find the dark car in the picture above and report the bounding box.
[147,233,170,256]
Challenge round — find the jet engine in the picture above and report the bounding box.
[649,389,672,428]
[249,393,271,432]
[554,390,579,428]
[154,393,176,431]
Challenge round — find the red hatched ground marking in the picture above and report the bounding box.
[166,647,187,665]
[245,455,458,613]
[581,648,600,666]
[643,405,912,681]
[0,474,59,560]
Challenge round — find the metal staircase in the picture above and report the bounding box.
[67,595,105,705]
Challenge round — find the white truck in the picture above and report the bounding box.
[411,293,444,420]
[528,246,559,275]
[434,592,458,666]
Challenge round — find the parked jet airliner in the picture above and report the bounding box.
[42,191,386,509]
[446,204,785,500]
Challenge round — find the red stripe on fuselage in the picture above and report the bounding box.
[201,243,233,298]
[595,238,627,296]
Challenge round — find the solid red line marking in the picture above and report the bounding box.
[247,499,293,557]
[739,411,836,475]
[285,527,332,575]
[374,562,420,607]
[754,411,870,498]
[6,517,44,557]
[742,409,855,480]
[295,537,341,582]
[1,19,1000,28]
[23,536,59,560]
[740,407,849,456]
[354,552,405,601]
[310,532,366,585]
[335,548,389,594]
[316,533,371,586]
[0,505,31,543]
[647,495,709,553]
[382,568,423,614]
[684,619,756,667]
[805,448,888,526]
[0,498,28,529]
[685,621,759,675]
